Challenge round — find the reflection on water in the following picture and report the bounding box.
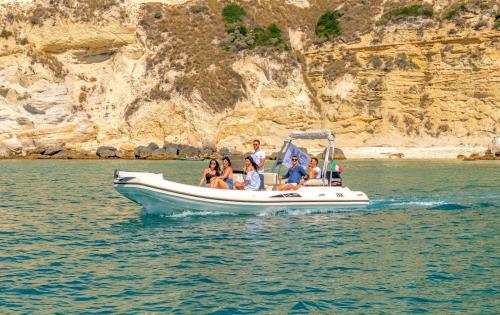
[0,160,498,314]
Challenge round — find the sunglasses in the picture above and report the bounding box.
[253,143,259,146]
[291,158,298,161]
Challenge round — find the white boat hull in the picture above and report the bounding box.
[113,171,369,215]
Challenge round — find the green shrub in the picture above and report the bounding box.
[445,3,466,20]
[253,23,288,49]
[315,11,342,39]
[222,4,245,24]
[0,29,13,39]
[495,15,500,29]
[227,25,248,36]
[383,5,433,21]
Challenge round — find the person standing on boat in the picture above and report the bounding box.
[274,155,307,191]
[235,156,261,191]
[251,139,266,190]
[210,157,234,189]
[198,159,220,187]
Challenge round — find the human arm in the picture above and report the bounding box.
[221,167,233,180]
[280,169,291,180]
[198,169,207,186]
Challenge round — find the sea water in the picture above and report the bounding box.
[0,160,498,314]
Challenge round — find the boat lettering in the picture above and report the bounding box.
[336,193,344,197]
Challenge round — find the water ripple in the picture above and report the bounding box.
[0,159,498,314]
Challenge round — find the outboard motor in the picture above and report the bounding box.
[324,171,342,186]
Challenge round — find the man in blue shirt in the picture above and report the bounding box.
[274,155,308,191]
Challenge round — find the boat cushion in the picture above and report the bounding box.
[304,179,325,186]
[263,172,278,186]
[232,173,244,182]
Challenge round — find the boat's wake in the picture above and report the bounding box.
[139,194,499,218]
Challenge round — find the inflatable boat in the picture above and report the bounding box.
[113,131,369,215]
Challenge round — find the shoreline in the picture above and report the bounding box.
[0,146,498,161]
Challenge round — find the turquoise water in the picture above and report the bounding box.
[0,160,498,314]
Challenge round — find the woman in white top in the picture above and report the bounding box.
[234,156,261,191]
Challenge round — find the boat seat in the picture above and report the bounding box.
[232,173,244,182]
[304,178,325,186]
[263,172,278,186]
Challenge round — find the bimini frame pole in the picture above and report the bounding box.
[272,139,291,174]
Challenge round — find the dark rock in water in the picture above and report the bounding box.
[149,148,178,160]
[334,148,346,160]
[26,146,47,155]
[96,146,118,158]
[219,147,231,157]
[43,147,64,156]
[117,150,135,159]
[52,150,77,159]
[163,143,180,155]
[134,146,151,159]
[317,148,346,160]
[147,142,159,151]
[181,144,201,156]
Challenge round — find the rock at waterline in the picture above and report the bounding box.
[96,146,118,158]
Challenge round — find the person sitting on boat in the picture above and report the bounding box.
[274,155,307,191]
[198,159,220,187]
[210,157,234,189]
[300,157,321,184]
[234,156,261,191]
[251,139,266,190]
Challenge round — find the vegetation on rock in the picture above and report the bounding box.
[445,3,466,20]
[494,15,500,29]
[0,29,13,39]
[222,4,288,51]
[222,4,246,24]
[315,11,342,39]
[383,5,433,21]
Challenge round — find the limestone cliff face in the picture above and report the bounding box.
[0,0,498,157]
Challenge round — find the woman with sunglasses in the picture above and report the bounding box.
[210,157,234,189]
[234,156,261,191]
[198,159,221,187]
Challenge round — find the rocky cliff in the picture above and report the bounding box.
[0,0,499,158]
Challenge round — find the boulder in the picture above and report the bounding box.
[43,146,64,156]
[317,148,346,160]
[180,144,201,156]
[117,150,135,159]
[134,145,152,159]
[3,137,23,155]
[163,143,180,155]
[147,142,159,151]
[96,146,118,158]
[219,147,231,157]
[52,150,84,159]
[388,153,404,159]
[149,148,167,160]
[26,146,47,155]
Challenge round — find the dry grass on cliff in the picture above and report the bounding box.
[136,0,389,111]
[26,47,67,79]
